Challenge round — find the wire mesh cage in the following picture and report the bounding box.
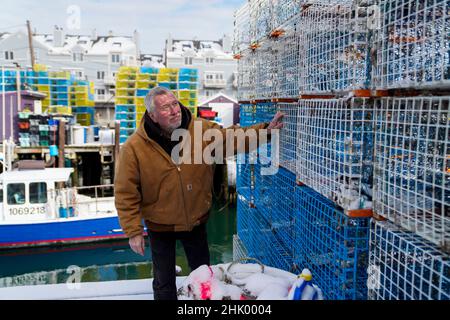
[277,102,299,173]
[294,185,371,300]
[298,0,373,94]
[239,103,257,127]
[249,0,274,43]
[255,43,279,100]
[296,97,375,212]
[275,25,300,98]
[373,96,450,251]
[233,234,249,261]
[273,0,302,28]
[233,2,251,54]
[368,220,450,300]
[373,0,450,89]
[237,53,256,101]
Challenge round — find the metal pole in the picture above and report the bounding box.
[58,119,66,168]
[2,66,5,141]
[26,20,36,70]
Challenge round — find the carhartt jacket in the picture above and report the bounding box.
[114,109,269,237]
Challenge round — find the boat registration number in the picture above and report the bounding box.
[9,206,46,216]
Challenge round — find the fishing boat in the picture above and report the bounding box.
[0,141,125,249]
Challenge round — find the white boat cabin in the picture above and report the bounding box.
[0,168,73,223]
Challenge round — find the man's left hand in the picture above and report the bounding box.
[267,111,285,130]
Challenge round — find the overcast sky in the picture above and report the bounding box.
[0,0,245,54]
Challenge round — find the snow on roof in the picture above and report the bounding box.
[141,54,165,68]
[33,33,136,56]
[168,39,233,59]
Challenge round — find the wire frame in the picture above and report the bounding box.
[298,0,372,94]
[249,0,274,43]
[277,102,299,173]
[273,0,302,28]
[237,53,256,101]
[368,220,450,300]
[294,185,371,300]
[296,97,375,212]
[255,44,278,100]
[275,25,300,98]
[233,2,251,53]
[373,0,450,89]
[373,96,450,251]
[233,234,249,261]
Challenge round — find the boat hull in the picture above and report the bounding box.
[0,216,126,249]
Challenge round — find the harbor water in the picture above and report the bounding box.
[0,201,236,288]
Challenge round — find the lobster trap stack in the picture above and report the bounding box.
[233,0,449,300]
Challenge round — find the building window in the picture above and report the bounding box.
[30,182,47,204]
[215,73,223,80]
[75,71,84,79]
[4,51,14,60]
[205,57,214,64]
[0,186,3,203]
[206,74,214,80]
[184,57,193,65]
[73,52,84,62]
[111,54,121,64]
[96,89,106,100]
[97,71,105,80]
[7,183,25,205]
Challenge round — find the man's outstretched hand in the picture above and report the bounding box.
[129,234,145,256]
[267,111,285,131]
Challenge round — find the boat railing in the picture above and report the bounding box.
[56,184,115,217]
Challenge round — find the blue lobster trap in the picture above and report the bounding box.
[294,185,371,300]
[368,220,449,300]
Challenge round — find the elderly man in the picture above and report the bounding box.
[114,86,283,300]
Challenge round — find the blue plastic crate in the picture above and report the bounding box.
[136,89,150,97]
[369,220,449,300]
[120,128,135,136]
[116,112,136,121]
[140,67,159,74]
[116,105,136,113]
[119,120,136,129]
[294,186,371,300]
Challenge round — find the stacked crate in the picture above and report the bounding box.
[234,0,449,300]
[178,68,199,116]
[234,0,374,300]
[69,80,95,126]
[115,67,199,143]
[115,66,138,143]
[367,0,450,300]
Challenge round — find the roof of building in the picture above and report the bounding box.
[0,29,136,56]
[33,33,136,55]
[199,92,238,106]
[140,54,165,68]
[167,38,233,59]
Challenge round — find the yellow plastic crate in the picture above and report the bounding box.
[49,106,72,114]
[180,98,198,107]
[116,80,136,89]
[136,97,145,107]
[178,90,190,99]
[136,112,145,121]
[36,85,50,92]
[116,89,136,97]
[49,71,70,79]
[137,74,151,81]
[116,97,135,105]
[159,68,179,75]
[157,74,170,82]
[189,107,197,118]
[136,105,146,113]
[33,64,48,72]
[119,66,138,73]
[117,73,136,81]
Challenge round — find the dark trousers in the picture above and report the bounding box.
[148,223,210,300]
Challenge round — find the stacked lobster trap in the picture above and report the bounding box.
[233,0,449,300]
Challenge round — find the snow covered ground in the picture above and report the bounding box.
[0,278,186,300]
